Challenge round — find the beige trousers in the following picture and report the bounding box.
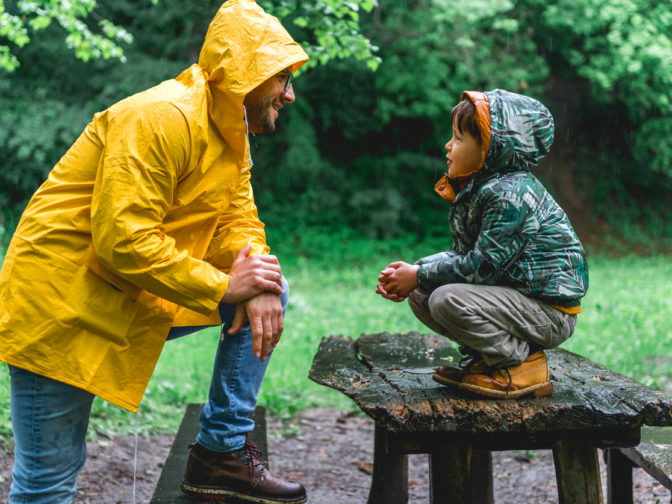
[408,284,577,368]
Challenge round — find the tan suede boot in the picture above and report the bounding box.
[432,354,491,387]
[456,350,553,399]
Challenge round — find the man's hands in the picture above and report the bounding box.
[221,244,284,361]
[376,261,419,302]
[221,244,282,304]
[227,292,283,361]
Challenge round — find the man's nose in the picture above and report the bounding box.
[281,84,295,103]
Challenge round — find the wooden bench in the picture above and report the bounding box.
[606,426,672,504]
[309,332,672,504]
[150,403,268,503]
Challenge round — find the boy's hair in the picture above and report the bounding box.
[451,99,482,144]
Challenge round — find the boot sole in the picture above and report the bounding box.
[459,381,553,399]
[181,482,307,504]
[432,373,553,399]
[432,373,462,388]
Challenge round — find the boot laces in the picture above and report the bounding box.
[504,367,512,399]
[458,354,479,370]
[240,440,265,480]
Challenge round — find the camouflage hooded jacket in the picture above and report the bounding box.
[416,89,588,308]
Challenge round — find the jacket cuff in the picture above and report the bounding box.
[415,251,448,266]
[415,263,435,293]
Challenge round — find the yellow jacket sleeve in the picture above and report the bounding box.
[204,162,270,271]
[90,102,229,314]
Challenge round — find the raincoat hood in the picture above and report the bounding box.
[197,0,309,143]
[436,89,555,203]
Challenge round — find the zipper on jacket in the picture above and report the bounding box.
[243,106,254,167]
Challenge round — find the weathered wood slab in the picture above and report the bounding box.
[606,427,672,503]
[309,332,672,437]
[621,426,672,489]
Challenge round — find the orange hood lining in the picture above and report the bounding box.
[460,91,491,167]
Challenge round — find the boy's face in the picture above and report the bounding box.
[445,119,484,179]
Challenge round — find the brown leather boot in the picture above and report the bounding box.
[181,441,307,503]
[457,350,553,399]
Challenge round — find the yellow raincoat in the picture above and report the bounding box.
[0,0,308,412]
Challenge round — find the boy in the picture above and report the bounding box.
[376,89,588,399]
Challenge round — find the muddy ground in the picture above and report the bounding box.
[0,407,669,503]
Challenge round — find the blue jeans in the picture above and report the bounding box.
[8,277,288,503]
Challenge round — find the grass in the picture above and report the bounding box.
[561,255,672,391]
[0,232,671,440]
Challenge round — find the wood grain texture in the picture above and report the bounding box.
[309,332,672,436]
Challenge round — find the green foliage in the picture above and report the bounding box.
[0,1,32,71]
[0,0,133,71]
[540,0,672,180]
[259,0,380,72]
[1,0,380,73]
[371,0,548,123]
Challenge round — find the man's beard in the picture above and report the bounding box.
[246,95,276,134]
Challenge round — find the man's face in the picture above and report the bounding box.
[244,68,295,134]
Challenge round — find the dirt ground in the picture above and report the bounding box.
[0,407,669,503]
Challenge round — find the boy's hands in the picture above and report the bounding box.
[376,261,419,302]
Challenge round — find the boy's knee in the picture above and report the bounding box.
[427,284,464,323]
[407,289,426,312]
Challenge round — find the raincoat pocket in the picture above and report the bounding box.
[64,264,140,346]
[82,244,141,300]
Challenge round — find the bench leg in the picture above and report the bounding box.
[472,451,494,504]
[553,439,603,504]
[605,449,634,504]
[429,446,493,504]
[367,425,408,504]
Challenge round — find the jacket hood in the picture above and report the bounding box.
[469,89,555,177]
[197,0,309,147]
[435,89,554,204]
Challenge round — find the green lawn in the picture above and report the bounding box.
[561,255,672,390]
[1,237,671,439]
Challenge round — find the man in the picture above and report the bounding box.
[0,1,309,502]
